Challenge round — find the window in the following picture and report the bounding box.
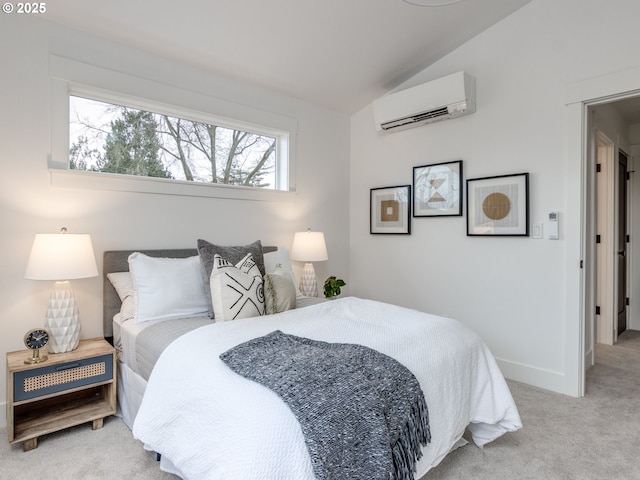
[48,55,297,199]
[69,95,283,190]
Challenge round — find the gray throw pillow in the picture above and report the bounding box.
[197,239,265,318]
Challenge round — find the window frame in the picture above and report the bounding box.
[49,55,297,201]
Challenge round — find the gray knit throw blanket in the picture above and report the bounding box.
[219,330,430,480]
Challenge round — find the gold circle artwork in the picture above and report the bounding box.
[482,192,511,220]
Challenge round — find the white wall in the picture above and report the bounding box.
[350,0,640,396]
[0,15,350,427]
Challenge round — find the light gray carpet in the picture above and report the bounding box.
[1,331,638,479]
[422,329,640,480]
[0,416,176,479]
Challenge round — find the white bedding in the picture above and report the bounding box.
[113,296,326,429]
[113,312,143,370]
[132,297,521,479]
[113,313,159,428]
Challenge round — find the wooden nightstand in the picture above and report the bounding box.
[6,337,116,451]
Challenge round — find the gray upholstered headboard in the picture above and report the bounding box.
[102,246,277,340]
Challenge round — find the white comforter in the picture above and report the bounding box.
[133,297,521,479]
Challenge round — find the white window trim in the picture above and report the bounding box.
[49,169,296,202]
[49,55,298,200]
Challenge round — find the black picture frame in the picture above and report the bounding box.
[466,173,529,236]
[413,160,463,217]
[370,185,411,234]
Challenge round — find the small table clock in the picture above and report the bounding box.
[23,328,49,364]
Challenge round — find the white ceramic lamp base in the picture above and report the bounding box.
[299,262,318,297]
[44,281,81,353]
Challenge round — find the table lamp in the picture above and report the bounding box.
[290,229,328,297]
[24,228,98,353]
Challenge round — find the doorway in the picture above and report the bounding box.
[568,68,640,398]
[588,101,635,358]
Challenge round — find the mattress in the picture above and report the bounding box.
[115,314,210,381]
[114,296,325,381]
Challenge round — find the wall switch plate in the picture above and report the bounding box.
[532,224,543,239]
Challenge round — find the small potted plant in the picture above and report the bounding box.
[323,276,346,299]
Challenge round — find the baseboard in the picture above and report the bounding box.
[584,347,594,372]
[496,357,577,397]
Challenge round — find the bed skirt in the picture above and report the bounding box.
[117,361,147,429]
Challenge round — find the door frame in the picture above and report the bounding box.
[595,129,615,346]
[566,65,640,397]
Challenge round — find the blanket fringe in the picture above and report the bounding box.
[391,394,431,480]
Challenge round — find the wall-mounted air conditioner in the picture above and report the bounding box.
[373,71,476,133]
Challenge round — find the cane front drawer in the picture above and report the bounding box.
[13,354,113,402]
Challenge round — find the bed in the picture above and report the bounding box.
[103,243,521,480]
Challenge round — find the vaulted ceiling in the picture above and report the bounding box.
[43,0,531,113]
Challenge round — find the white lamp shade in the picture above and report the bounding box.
[290,230,328,262]
[25,233,98,280]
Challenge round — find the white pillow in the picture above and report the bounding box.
[263,247,300,296]
[107,272,137,322]
[264,265,297,315]
[128,253,209,323]
[108,272,134,299]
[209,253,265,321]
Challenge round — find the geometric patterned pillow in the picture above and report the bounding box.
[209,253,265,321]
[197,239,265,318]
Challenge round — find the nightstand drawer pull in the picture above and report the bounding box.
[56,362,81,371]
[14,354,113,402]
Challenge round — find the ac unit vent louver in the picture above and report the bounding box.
[380,106,450,131]
[373,71,475,133]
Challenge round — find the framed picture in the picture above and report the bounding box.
[466,173,529,236]
[413,160,463,217]
[370,185,411,234]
